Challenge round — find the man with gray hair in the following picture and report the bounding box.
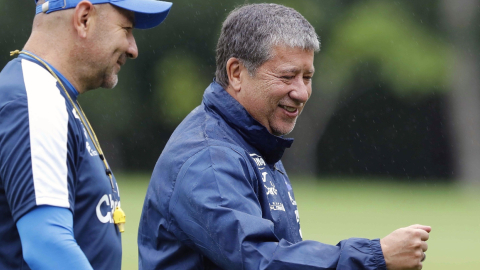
[139,3,430,270]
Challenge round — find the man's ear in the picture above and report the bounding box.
[226,57,243,92]
[73,1,96,38]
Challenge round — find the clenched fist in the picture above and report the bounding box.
[380,224,431,270]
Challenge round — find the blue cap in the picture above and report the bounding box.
[35,0,172,29]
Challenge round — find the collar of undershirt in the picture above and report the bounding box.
[18,52,79,100]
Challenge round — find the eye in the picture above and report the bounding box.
[303,76,312,81]
[281,76,294,80]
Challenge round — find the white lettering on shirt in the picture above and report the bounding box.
[96,194,119,223]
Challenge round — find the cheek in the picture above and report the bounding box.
[269,86,291,104]
[253,86,277,110]
[242,79,284,113]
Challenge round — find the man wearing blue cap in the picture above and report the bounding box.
[0,0,171,269]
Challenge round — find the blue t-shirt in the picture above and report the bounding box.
[0,54,122,269]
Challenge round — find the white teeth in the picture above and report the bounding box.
[281,105,296,112]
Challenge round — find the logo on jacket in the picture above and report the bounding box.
[288,191,297,205]
[270,202,285,211]
[295,209,300,223]
[265,181,278,196]
[249,153,266,169]
[86,141,98,156]
[261,172,268,182]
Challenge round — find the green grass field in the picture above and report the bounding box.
[117,174,480,269]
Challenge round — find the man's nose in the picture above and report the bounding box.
[289,77,311,103]
[127,34,138,59]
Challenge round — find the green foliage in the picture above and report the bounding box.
[79,79,135,134]
[251,0,324,24]
[318,1,452,96]
[153,50,210,125]
[0,0,458,173]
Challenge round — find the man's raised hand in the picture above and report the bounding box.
[380,224,431,270]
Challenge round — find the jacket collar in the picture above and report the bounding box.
[203,81,293,164]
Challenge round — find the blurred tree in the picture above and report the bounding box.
[284,1,451,176]
[2,0,475,182]
[0,0,34,64]
[441,0,480,184]
[153,50,210,126]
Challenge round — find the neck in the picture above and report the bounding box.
[23,31,86,94]
[225,85,238,101]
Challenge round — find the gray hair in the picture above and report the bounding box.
[215,3,320,89]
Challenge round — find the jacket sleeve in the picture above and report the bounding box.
[168,146,387,270]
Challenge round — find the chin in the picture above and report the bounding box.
[271,124,296,136]
[101,76,119,89]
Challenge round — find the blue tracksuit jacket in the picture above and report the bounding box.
[138,81,387,270]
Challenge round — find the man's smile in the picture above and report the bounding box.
[279,105,298,113]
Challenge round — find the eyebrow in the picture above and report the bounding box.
[128,15,135,28]
[130,14,136,28]
[279,67,315,74]
[122,10,135,27]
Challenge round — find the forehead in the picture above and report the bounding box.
[264,46,315,72]
[101,4,135,25]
